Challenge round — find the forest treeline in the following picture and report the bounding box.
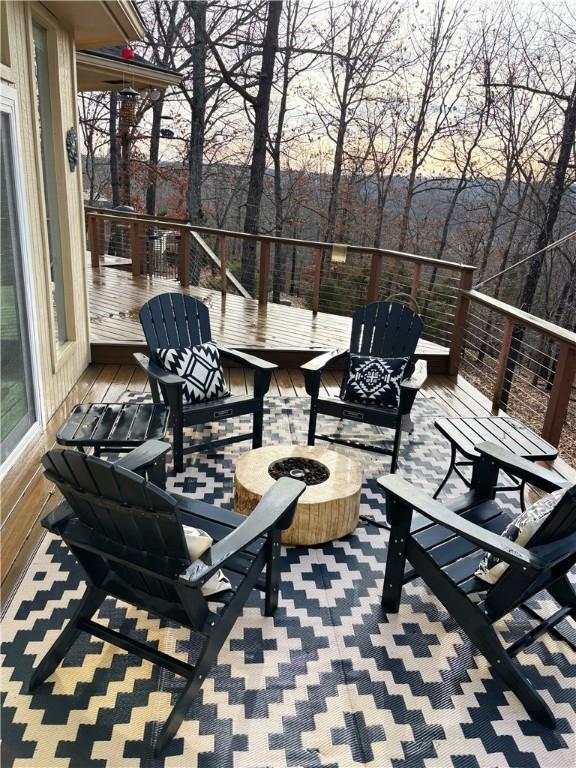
[79,0,576,331]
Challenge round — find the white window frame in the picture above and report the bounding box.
[0,85,45,478]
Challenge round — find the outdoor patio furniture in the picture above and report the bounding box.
[434,415,558,509]
[379,440,575,728]
[302,300,427,472]
[56,402,170,487]
[234,444,363,545]
[135,293,277,472]
[29,442,305,755]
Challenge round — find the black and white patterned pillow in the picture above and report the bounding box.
[156,342,229,404]
[475,488,566,585]
[182,525,232,597]
[340,355,409,408]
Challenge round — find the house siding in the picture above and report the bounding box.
[2,1,90,427]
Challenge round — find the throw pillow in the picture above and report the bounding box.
[475,488,567,585]
[182,525,232,597]
[340,355,409,409]
[157,342,229,404]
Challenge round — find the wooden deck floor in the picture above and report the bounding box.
[88,265,447,364]
[2,363,573,604]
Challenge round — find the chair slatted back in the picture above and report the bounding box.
[486,486,576,615]
[43,449,189,604]
[139,293,212,361]
[349,302,423,361]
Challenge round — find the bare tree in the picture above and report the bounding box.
[397,0,467,251]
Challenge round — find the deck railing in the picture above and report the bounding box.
[85,206,575,462]
[85,205,473,350]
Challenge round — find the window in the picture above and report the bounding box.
[32,21,68,348]
[0,104,37,463]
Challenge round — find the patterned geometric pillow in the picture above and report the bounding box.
[475,488,567,585]
[182,525,232,597]
[156,342,229,404]
[340,355,409,409]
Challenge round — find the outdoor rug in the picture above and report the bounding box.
[2,396,575,768]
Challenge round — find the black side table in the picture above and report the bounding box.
[434,416,558,509]
[57,403,171,487]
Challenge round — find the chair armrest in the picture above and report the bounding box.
[302,350,347,397]
[114,440,171,474]
[475,442,567,493]
[218,346,277,371]
[133,353,186,388]
[531,530,576,568]
[42,500,75,533]
[301,349,347,373]
[378,474,546,572]
[400,359,427,391]
[179,477,306,589]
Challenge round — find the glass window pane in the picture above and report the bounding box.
[0,111,36,463]
[32,21,68,347]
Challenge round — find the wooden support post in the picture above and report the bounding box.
[218,235,227,295]
[367,252,382,303]
[411,263,422,299]
[179,229,190,287]
[542,343,576,446]
[88,215,100,267]
[258,240,271,305]
[312,248,322,314]
[491,317,515,413]
[130,222,140,278]
[448,269,474,376]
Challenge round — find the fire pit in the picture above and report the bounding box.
[268,457,330,485]
[234,445,362,545]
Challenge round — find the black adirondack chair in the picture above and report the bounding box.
[135,293,277,472]
[302,301,427,472]
[379,441,576,727]
[29,442,305,755]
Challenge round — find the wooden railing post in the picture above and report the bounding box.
[130,222,140,278]
[179,229,190,287]
[218,235,227,295]
[258,239,270,305]
[491,317,515,413]
[448,269,474,376]
[411,263,422,299]
[367,252,382,303]
[541,342,576,446]
[88,214,101,267]
[312,248,322,313]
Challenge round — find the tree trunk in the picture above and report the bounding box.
[501,78,576,411]
[240,1,282,296]
[324,95,350,244]
[109,91,120,207]
[187,0,206,225]
[145,96,164,215]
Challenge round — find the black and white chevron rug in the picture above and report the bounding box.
[2,396,575,768]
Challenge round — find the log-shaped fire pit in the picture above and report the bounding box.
[234,445,362,545]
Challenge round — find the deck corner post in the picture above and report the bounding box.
[448,268,474,377]
[542,342,576,446]
[491,316,515,413]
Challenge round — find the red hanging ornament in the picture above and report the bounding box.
[121,45,134,60]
